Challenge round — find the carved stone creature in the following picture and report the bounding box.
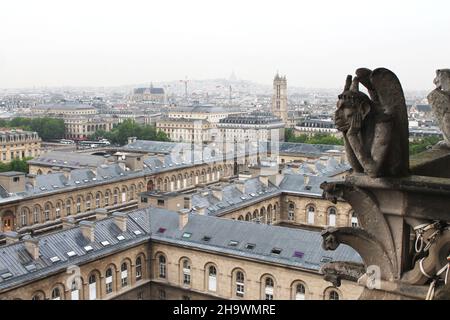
[335,68,410,177]
[427,69,450,148]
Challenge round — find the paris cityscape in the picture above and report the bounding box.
[0,0,449,309]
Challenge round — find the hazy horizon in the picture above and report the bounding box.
[1,0,449,91]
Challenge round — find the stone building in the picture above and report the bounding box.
[294,119,339,137]
[132,86,165,104]
[167,105,244,123]
[0,129,41,163]
[63,116,119,140]
[156,117,215,143]
[271,73,288,124]
[0,207,363,300]
[32,103,98,117]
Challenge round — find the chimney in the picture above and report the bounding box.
[26,174,37,187]
[4,231,20,245]
[235,180,246,194]
[268,174,284,187]
[62,168,71,180]
[112,212,127,232]
[258,175,269,188]
[95,208,108,221]
[118,159,127,171]
[125,153,144,171]
[79,221,95,242]
[196,205,207,216]
[211,186,223,201]
[23,235,39,260]
[178,209,190,230]
[61,216,76,229]
[127,136,137,145]
[303,175,310,185]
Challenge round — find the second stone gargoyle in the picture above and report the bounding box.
[335,68,410,178]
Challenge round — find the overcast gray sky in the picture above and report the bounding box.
[0,0,448,90]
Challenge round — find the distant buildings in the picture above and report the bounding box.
[32,103,97,117]
[0,129,41,163]
[131,85,165,104]
[294,118,339,137]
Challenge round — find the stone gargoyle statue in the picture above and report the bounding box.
[335,68,410,177]
[427,69,450,148]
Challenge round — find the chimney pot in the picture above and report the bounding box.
[95,208,108,221]
[178,209,190,230]
[4,231,20,245]
[23,235,39,260]
[61,216,76,229]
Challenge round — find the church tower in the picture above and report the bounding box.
[271,73,288,124]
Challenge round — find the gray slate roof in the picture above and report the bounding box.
[279,142,344,156]
[28,151,107,169]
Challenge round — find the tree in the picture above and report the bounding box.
[285,129,344,145]
[0,157,32,173]
[409,136,441,155]
[0,117,65,141]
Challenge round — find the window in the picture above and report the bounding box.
[328,290,340,300]
[235,271,245,297]
[271,248,282,255]
[51,287,61,300]
[96,193,101,208]
[288,202,295,221]
[33,207,40,224]
[264,277,274,300]
[182,232,192,239]
[32,292,44,300]
[159,255,166,278]
[105,192,110,206]
[44,204,50,221]
[66,200,71,216]
[55,203,61,218]
[159,289,166,300]
[157,199,165,206]
[307,205,315,225]
[182,259,191,286]
[328,208,336,227]
[351,211,358,227]
[20,208,28,226]
[86,196,91,211]
[71,280,80,300]
[105,268,113,294]
[89,274,97,300]
[114,190,118,205]
[76,197,81,213]
[121,188,127,203]
[121,263,128,287]
[295,283,306,300]
[208,266,217,292]
[136,257,143,281]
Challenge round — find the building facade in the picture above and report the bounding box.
[0,129,41,163]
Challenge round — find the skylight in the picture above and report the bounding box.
[321,256,333,263]
[182,232,192,239]
[133,230,142,235]
[84,245,93,252]
[67,251,77,257]
[246,243,256,250]
[0,272,13,280]
[271,248,282,255]
[293,251,304,259]
[157,227,166,233]
[202,236,211,242]
[50,256,60,263]
[24,264,37,272]
[228,240,239,247]
[101,241,110,246]
[117,235,125,241]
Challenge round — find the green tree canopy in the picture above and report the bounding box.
[285,129,344,145]
[0,117,65,141]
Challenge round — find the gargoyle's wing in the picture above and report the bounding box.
[369,68,408,117]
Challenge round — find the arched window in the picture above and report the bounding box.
[208,265,217,292]
[76,197,82,213]
[44,204,51,221]
[328,207,337,227]
[238,215,244,221]
[182,259,191,286]
[33,206,40,224]
[121,187,127,203]
[351,211,358,227]
[295,283,306,300]
[288,202,295,221]
[130,185,135,200]
[121,263,128,287]
[136,257,143,281]
[159,255,166,279]
[32,292,44,300]
[328,290,340,300]
[264,277,274,300]
[71,280,80,300]
[86,195,91,211]
[105,191,110,206]
[55,202,61,218]
[105,268,113,294]
[66,200,72,216]
[51,287,61,300]
[245,213,251,221]
[114,189,118,205]
[307,205,315,225]
[235,271,245,298]
[20,208,28,227]
[96,193,101,208]
[88,274,97,300]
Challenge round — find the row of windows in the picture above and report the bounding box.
[31,255,145,300]
[156,254,341,300]
[287,203,358,227]
[236,203,279,225]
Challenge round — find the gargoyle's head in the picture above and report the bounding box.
[335,76,372,132]
[434,69,450,92]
